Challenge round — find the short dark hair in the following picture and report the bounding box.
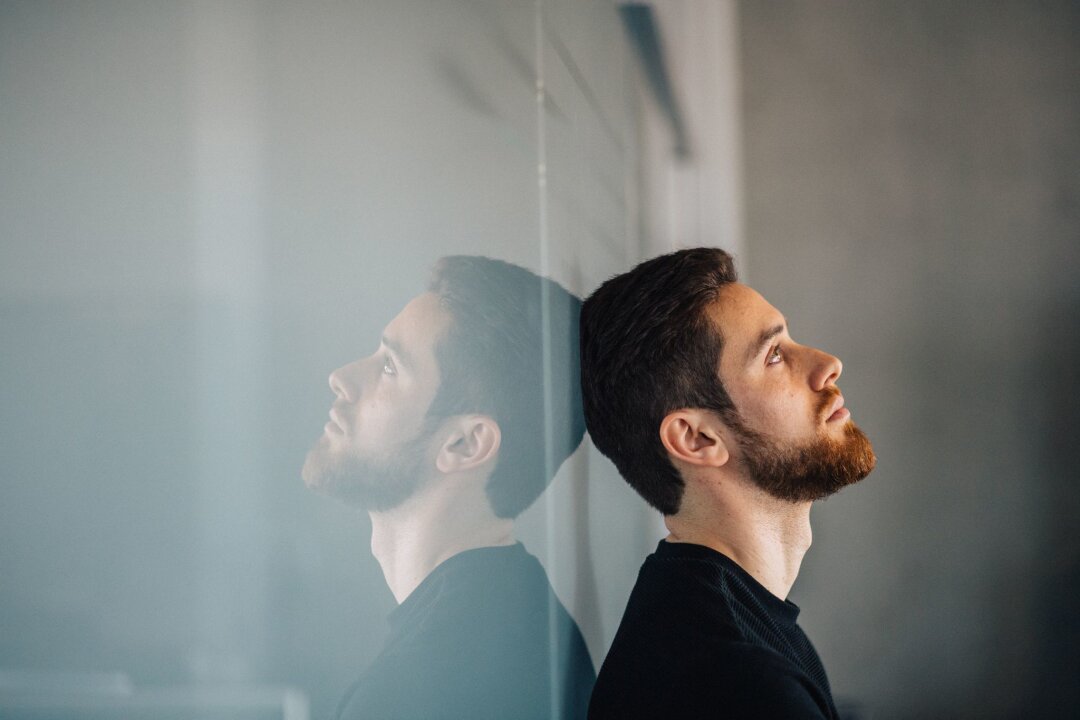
[580,247,739,515]
[427,256,585,518]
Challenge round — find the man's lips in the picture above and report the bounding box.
[825,394,849,422]
[327,407,346,434]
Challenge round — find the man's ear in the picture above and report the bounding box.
[659,409,730,468]
[435,415,501,473]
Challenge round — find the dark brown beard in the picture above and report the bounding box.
[733,393,877,502]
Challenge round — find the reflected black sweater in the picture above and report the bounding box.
[335,543,595,720]
[589,541,838,720]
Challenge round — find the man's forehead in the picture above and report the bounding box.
[383,292,450,359]
[710,283,786,357]
[713,282,773,316]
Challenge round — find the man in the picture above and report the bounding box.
[580,247,876,719]
[303,256,595,720]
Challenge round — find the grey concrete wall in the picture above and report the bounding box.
[739,1,1080,717]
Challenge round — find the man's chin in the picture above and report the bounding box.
[301,445,362,503]
[300,446,424,512]
[300,443,334,493]
[743,422,876,503]
[802,423,876,501]
[301,457,366,506]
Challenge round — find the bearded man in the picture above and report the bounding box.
[302,256,594,720]
[579,247,875,719]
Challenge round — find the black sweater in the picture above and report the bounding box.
[589,540,838,720]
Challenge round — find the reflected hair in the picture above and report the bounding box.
[580,247,739,515]
[427,256,585,519]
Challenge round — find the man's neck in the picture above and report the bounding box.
[369,478,514,604]
[665,483,813,601]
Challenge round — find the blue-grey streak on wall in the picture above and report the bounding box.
[738,1,1080,717]
[0,1,658,717]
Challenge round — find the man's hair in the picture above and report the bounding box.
[427,256,585,519]
[580,247,739,515]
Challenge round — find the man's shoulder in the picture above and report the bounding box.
[619,545,750,636]
[595,559,775,689]
[414,543,588,643]
[336,543,595,720]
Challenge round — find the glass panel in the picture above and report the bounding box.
[0,1,668,718]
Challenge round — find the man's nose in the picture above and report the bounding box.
[329,362,358,402]
[809,348,843,391]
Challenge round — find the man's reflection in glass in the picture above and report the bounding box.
[302,256,594,720]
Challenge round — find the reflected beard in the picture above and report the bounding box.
[735,408,876,503]
[301,431,429,512]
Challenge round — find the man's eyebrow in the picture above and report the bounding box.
[381,335,410,367]
[745,323,786,365]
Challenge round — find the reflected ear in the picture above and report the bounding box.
[659,410,730,468]
[435,415,501,474]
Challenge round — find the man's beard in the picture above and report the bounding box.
[733,392,876,503]
[301,425,433,512]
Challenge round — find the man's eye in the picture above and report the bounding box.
[766,346,783,365]
[382,356,397,376]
